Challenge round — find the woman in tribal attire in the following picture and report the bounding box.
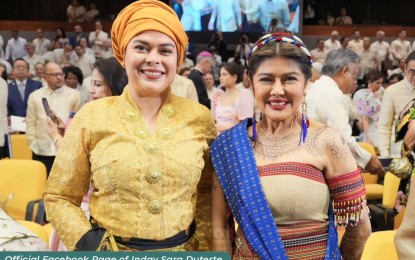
[210,32,371,260]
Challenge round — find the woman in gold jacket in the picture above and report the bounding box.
[44,0,216,251]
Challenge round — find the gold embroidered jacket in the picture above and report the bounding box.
[44,87,216,250]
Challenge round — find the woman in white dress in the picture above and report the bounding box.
[353,70,384,146]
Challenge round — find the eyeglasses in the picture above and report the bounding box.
[45,72,64,77]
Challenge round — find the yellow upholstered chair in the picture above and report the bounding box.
[9,134,32,160]
[365,180,384,200]
[358,142,384,200]
[0,160,47,221]
[369,172,401,230]
[361,230,398,260]
[42,223,53,241]
[358,142,377,155]
[382,172,401,208]
[16,220,49,245]
[381,173,402,230]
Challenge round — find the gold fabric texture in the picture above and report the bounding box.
[44,87,216,251]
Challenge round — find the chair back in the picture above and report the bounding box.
[362,172,379,184]
[361,230,398,260]
[382,172,401,208]
[16,220,49,244]
[358,142,376,155]
[0,160,47,220]
[9,134,32,160]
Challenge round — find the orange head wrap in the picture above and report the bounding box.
[111,0,187,66]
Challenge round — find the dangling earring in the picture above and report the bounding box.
[250,99,258,146]
[250,115,257,146]
[298,98,309,146]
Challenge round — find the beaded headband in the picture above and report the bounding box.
[245,32,313,68]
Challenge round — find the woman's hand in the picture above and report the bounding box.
[50,111,65,136]
[46,117,64,149]
[45,117,60,138]
[46,112,65,139]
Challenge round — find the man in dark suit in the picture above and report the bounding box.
[7,58,42,117]
[69,24,86,48]
[188,51,214,109]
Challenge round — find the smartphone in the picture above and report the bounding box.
[42,98,57,123]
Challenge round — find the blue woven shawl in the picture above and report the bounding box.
[210,119,342,259]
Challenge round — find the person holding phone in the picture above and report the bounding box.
[45,57,127,151]
[45,57,128,251]
[44,0,216,251]
[25,62,81,174]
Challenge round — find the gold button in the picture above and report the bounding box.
[135,129,148,139]
[146,170,161,184]
[158,128,174,141]
[144,143,158,155]
[161,104,175,118]
[148,200,162,214]
[124,111,139,122]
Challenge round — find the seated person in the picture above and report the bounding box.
[0,208,49,251]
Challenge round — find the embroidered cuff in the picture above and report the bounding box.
[327,169,366,226]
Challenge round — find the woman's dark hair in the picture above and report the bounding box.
[63,66,83,84]
[247,40,312,81]
[365,69,383,83]
[55,28,67,40]
[221,62,244,83]
[405,51,415,65]
[178,67,191,76]
[388,73,404,83]
[94,57,128,96]
[0,64,7,81]
[231,53,243,66]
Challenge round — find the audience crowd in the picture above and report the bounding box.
[1,1,415,256]
[2,22,415,165]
